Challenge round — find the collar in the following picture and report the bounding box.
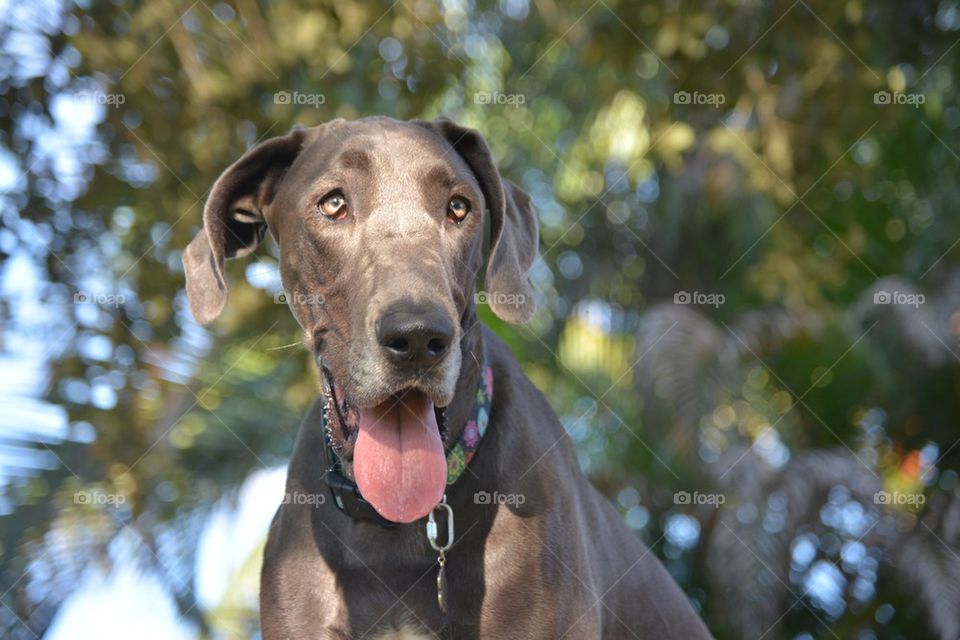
[321,346,493,527]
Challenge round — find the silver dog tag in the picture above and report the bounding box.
[426,496,454,613]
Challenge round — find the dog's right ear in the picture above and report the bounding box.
[183,128,306,324]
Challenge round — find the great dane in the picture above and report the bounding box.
[183,116,712,639]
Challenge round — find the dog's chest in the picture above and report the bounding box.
[369,623,436,640]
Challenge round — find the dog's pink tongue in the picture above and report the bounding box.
[353,391,447,523]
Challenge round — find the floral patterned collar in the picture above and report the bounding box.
[322,345,492,526]
[445,349,493,486]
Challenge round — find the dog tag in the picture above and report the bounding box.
[436,553,447,613]
[426,496,454,614]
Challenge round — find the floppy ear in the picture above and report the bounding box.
[183,128,306,324]
[416,118,539,323]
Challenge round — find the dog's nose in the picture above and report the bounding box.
[377,302,454,369]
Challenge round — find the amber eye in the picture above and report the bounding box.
[447,196,470,223]
[319,191,348,219]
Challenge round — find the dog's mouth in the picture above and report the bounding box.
[321,368,448,448]
[322,368,449,523]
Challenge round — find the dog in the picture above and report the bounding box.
[183,116,712,639]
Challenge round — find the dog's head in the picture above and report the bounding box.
[183,117,537,522]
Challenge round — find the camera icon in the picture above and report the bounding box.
[673,91,691,105]
[674,291,691,304]
[674,491,691,505]
[474,91,491,105]
[474,490,492,504]
[873,91,891,105]
[74,491,90,504]
[274,91,291,105]
[475,291,489,305]
[274,292,288,304]
[74,292,89,304]
[873,291,891,304]
[874,491,891,504]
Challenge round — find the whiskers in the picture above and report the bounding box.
[265,340,307,352]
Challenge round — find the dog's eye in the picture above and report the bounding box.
[319,191,348,219]
[447,196,470,223]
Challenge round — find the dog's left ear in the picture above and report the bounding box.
[416,118,539,323]
[183,128,306,324]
